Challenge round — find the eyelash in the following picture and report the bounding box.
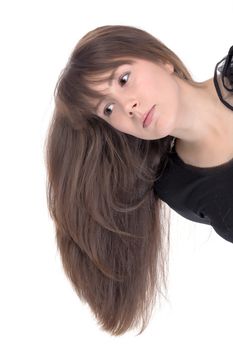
[103,72,130,117]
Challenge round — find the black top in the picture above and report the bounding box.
[154,45,233,243]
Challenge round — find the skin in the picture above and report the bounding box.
[93,58,233,165]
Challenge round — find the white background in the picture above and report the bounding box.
[1,0,233,349]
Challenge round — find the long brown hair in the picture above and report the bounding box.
[44,25,200,336]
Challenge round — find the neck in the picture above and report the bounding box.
[172,76,233,154]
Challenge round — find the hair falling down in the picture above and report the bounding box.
[44,24,199,336]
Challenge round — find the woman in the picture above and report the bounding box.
[44,25,233,336]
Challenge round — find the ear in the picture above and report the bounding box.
[163,62,174,74]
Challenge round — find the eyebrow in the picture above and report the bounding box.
[94,67,119,113]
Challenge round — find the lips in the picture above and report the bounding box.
[143,105,156,126]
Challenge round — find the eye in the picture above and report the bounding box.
[103,72,130,117]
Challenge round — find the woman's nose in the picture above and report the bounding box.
[128,101,138,116]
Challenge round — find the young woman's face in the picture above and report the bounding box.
[92,58,180,140]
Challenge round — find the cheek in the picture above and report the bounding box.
[112,119,132,134]
[152,85,179,136]
[142,75,170,106]
[158,76,180,114]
